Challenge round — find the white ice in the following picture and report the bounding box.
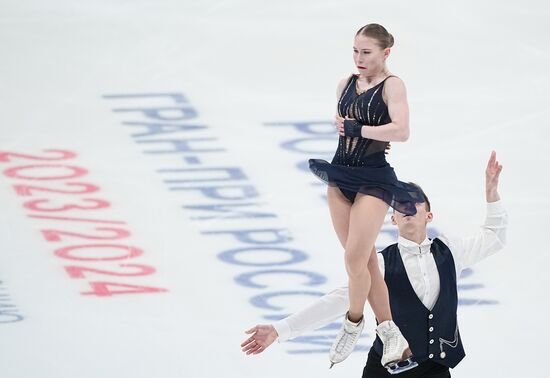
[0,1,549,377]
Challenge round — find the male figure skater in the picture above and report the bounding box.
[241,151,506,377]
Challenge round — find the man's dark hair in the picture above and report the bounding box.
[408,182,431,211]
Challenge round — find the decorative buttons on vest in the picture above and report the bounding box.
[429,326,434,332]
[440,352,446,359]
[428,314,434,319]
[429,354,434,359]
[429,339,434,344]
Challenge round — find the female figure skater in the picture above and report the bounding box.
[308,23,425,373]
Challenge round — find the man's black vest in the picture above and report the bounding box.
[373,238,465,368]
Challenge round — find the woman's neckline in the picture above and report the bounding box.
[354,74,392,95]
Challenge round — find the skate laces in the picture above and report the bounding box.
[335,332,350,353]
[383,328,399,354]
[335,320,360,353]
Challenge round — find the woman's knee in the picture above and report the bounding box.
[344,247,370,277]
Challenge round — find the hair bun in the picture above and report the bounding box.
[356,23,395,49]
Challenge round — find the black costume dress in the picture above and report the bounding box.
[309,74,424,215]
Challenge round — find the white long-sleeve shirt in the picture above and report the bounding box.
[273,201,507,342]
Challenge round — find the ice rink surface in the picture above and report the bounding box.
[0,1,549,377]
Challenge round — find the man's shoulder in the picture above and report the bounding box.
[430,236,458,259]
[433,235,454,249]
[378,243,399,255]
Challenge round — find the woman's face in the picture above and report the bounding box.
[353,35,389,75]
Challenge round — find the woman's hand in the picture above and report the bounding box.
[240,324,278,355]
[335,115,362,137]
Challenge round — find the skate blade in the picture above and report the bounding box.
[385,358,418,375]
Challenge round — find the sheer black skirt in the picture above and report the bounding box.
[309,152,424,215]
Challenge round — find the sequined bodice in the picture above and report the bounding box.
[332,74,393,166]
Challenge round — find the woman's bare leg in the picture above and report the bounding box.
[367,246,392,322]
[327,187,392,323]
[345,193,389,322]
[327,189,412,368]
[326,186,352,247]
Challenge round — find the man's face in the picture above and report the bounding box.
[391,202,433,234]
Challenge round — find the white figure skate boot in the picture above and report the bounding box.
[376,320,418,375]
[328,312,364,368]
